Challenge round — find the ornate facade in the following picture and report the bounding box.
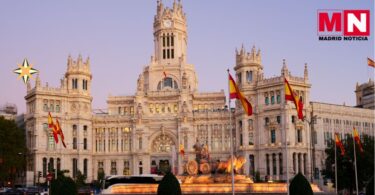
[24,1,374,186]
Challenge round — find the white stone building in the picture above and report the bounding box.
[24,1,374,185]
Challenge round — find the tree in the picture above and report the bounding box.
[51,170,77,195]
[322,135,374,194]
[289,173,313,195]
[0,117,26,187]
[75,170,87,188]
[157,166,181,195]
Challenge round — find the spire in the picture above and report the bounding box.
[304,63,308,80]
[251,45,256,59]
[240,44,245,55]
[281,59,289,76]
[86,56,90,70]
[67,54,73,71]
[35,73,41,88]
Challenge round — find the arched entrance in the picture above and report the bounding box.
[150,132,176,174]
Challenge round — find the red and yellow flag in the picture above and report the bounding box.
[335,133,345,156]
[179,144,185,156]
[48,112,59,143]
[353,127,364,153]
[368,57,375,68]
[229,73,253,116]
[284,78,304,120]
[55,119,66,148]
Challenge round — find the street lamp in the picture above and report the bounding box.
[17,152,26,187]
[304,115,319,183]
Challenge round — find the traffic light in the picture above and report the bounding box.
[38,171,42,178]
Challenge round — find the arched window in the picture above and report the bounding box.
[164,77,173,88]
[157,77,178,90]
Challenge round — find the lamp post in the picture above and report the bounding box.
[17,152,26,187]
[304,114,319,183]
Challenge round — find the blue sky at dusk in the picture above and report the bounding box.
[0,0,373,113]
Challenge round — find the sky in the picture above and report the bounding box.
[0,0,373,113]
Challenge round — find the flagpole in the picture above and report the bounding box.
[227,69,235,195]
[352,132,359,195]
[285,107,289,195]
[334,135,338,195]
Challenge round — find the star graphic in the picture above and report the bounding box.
[14,58,38,84]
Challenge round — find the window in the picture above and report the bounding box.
[248,132,254,145]
[139,161,143,175]
[111,161,117,175]
[237,73,242,84]
[72,158,78,178]
[73,138,77,149]
[43,157,47,176]
[277,94,281,104]
[82,80,88,90]
[272,154,277,175]
[279,153,283,174]
[139,137,142,150]
[265,97,269,105]
[266,154,270,175]
[246,71,253,82]
[163,77,173,88]
[57,158,61,172]
[265,117,269,125]
[271,96,275,104]
[248,119,253,130]
[277,116,281,124]
[270,129,276,143]
[72,78,78,89]
[297,129,302,143]
[123,161,130,175]
[163,49,166,59]
[84,138,87,150]
[82,159,88,177]
[98,161,104,175]
[43,100,48,111]
[50,100,54,112]
[56,101,61,113]
[291,115,296,123]
[130,107,134,115]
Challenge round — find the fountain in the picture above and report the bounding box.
[104,141,322,194]
[177,139,253,184]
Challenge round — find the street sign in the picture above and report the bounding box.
[46,173,53,181]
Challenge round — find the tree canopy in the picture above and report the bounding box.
[0,116,26,187]
[322,134,374,193]
[289,172,313,195]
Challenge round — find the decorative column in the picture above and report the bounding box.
[270,153,273,180]
[276,153,280,180]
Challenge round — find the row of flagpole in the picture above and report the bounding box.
[333,128,364,195]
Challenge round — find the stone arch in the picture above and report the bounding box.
[149,130,177,153]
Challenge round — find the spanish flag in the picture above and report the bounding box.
[55,119,67,148]
[284,78,304,120]
[353,127,364,153]
[48,112,59,143]
[179,144,185,156]
[368,57,375,68]
[335,133,345,156]
[229,73,253,116]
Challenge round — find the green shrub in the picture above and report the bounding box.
[289,173,313,195]
[157,171,182,195]
[366,177,374,195]
[51,170,78,195]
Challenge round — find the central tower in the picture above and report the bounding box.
[153,0,187,65]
